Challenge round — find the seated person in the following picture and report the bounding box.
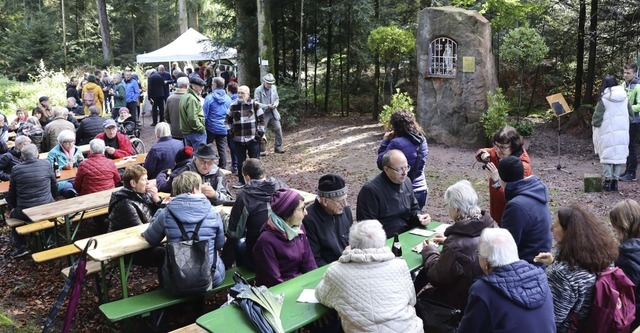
[17,116,43,152]
[144,171,226,289]
[315,219,423,332]
[143,122,183,179]
[156,143,232,206]
[76,106,104,145]
[95,119,134,159]
[303,174,352,267]
[0,135,31,181]
[117,107,137,137]
[74,139,120,196]
[47,130,84,198]
[42,106,75,152]
[253,188,317,287]
[10,108,29,131]
[0,116,9,155]
[66,97,83,116]
[225,158,287,268]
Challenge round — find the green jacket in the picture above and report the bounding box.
[113,81,126,108]
[623,78,640,123]
[179,88,205,134]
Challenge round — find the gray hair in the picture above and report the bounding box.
[53,106,68,118]
[21,143,38,159]
[89,138,106,154]
[349,220,386,250]
[89,105,100,115]
[381,149,403,167]
[444,180,482,220]
[15,135,31,149]
[238,85,250,95]
[176,77,189,88]
[26,116,40,127]
[67,97,76,104]
[57,129,76,144]
[113,73,122,80]
[213,77,225,89]
[155,122,171,138]
[478,228,520,268]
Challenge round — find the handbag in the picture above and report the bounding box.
[162,210,213,297]
[415,296,462,333]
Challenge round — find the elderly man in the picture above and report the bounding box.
[254,73,285,154]
[42,107,75,152]
[179,77,206,149]
[95,119,134,159]
[7,143,57,258]
[356,149,430,238]
[457,228,555,333]
[0,136,31,180]
[76,106,104,145]
[143,122,183,179]
[156,143,232,206]
[303,174,353,267]
[165,77,188,141]
[74,139,120,196]
[147,69,166,126]
[204,77,231,169]
[111,73,127,120]
[226,85,265,189]
[157,65,173,102]
[225,158,287,268]
[65,97,83,117]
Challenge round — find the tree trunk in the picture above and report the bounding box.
[256,0,275,78]
[151,2,160,49]
[583,0,598,106]
[323,0,333,114]
[313,9,318,108]
[95,0,110,63]
[574,0,586,110]
[345,6,351,116]
[61,0,67,70]
[236,0,260,88]
[339,24,344,116]
[178,0,188,33]
[373,0,380,120]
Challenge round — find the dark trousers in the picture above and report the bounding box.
[150,96,165,124]
[206,131,227,169]
[234,140,260,183]
[227,133,237,170]
[11,208,29,250]
[111,107,121,120]
[627,122,639,174]
[126,101,138,124]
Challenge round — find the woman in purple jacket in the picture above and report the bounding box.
[253,188,317,287]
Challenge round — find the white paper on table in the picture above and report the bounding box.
[409,228,435,237]
[433,224,451,234]
[297,289,319,303]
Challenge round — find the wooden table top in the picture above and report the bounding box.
[75,115,87,121]
[113,153,148,169]
[0,168,77,194]
[38,144,91,160]
[7,132,16,140]
[75,224,153,262]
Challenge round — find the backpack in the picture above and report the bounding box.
[83,89,96,106]
[161,209,213,297]
[583,267,636,333]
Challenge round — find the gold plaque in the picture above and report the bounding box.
[462,57,475,73]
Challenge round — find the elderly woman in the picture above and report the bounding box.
[17,116,44,152]
[74,139,120,196]
[458,228,555,333]
[415,180,496,313]
[475,126,532,224]
[535,205,619,333]
[144,171,226,289]
[253,188,317,287]
[47,130,84,198]
[143,122,183,179]
[10,108,28,131]
[377,110,429,209]
[315,219,423,333]
[610,199,640,327]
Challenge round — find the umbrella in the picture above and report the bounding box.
[230,272,284,333]
[42,238,97,333]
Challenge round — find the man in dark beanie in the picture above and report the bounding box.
[498,155,552,265]
[303,174,353,266]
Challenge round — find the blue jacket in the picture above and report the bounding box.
[143,136,184,179]
[377,131,429,193]
[458,260,556,333]
[144,194,226,287]
[47,144,83,170]
[203,89,231,135]
[125,78,140,103]
[501,176,553,264]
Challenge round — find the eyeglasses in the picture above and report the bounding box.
[387,165,410,174]
[494,143,511,152]
[62,140,75,145]
[328,196,348,207]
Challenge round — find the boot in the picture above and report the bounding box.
[620,172,637,182]
[603,179,611,192]
[612,179,619,192]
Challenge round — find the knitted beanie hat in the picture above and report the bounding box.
[270,188,303,218]
[317,174,347,198]
[175,146,194,164]
[498,155,525,183]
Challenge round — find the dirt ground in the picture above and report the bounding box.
[0,111,638,332]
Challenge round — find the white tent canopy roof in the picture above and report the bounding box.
[136,28,236,63]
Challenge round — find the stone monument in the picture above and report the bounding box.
[417,7,498,146]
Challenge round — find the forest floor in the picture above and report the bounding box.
[0,111,638,332]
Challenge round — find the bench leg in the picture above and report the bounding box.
[119,255,135,299]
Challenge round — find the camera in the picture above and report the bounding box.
[482,162,489,170]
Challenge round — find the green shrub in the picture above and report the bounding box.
[380,89,415,130]
[513,119,534,137]
[276,82,309,129]
[480,88,509,139]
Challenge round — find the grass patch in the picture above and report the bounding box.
[0,308,40,333]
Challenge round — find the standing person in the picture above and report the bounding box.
[66,77,81,106]
[226,82,239,173]
[124,70,140,124]
[111,73,127,120]
[74,138,120,195]
[621,63,640,182]
[592,75,633,191]
[81,74,105,116]
[165,77,188,141]
[254,73,285,154]
[475,126,533,224]
[377,110,429,210]
[226,85,265,189]
[147,69,166,126]
[203,77,231,170]
[101,71,114,115]
[179,77,207,149]
[157,65,173,104]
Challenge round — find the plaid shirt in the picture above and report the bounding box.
[226,99,265,143]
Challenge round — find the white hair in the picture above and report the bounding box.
[53,106,68,118]
[155,122,171,138]
[176,77,189,88]
[444,180,482,220]
[478,228,520,268]
[89,138,106,154]
[349,220,386,249]
[14,135,31,148]
[57,129,76,144]
[21,144,38,159]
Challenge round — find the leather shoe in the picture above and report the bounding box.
[274,148,286,154]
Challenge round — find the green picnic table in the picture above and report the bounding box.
[195,221,443,333]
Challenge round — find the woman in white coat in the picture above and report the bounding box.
[592,75,634,191]
[315,220,423,333]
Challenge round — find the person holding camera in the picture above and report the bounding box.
[475,126,532,224]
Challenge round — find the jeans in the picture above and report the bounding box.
[234,140,260,183]
[263,110,283,150]
[227,133,237,170]
[603,164,624,180]
[207,131,227,169]
[184,132,206,149]
[626,122,639,173]
[414,190,428,211]
[150,96,165,124]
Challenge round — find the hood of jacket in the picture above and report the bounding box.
[211,89,228,104]
[84,82,99,90]
[619,238,640,261]
[243,177,286,199]
[504,175,548,204]
[603,85,628,103]
[406,131,426,146]
[338,247,395,263]
[445,210,496,238]
[165,194,211,223]
[482,260,549,309]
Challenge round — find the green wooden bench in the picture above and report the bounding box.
[99,266,255,323]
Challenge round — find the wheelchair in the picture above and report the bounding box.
[119,120,145,154]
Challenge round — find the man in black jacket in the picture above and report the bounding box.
[0,135,31,181]
[76,106,104,145]
[303,174,352,267]
[66,77,81,105]
[7,143,57,258]
[147,69,166,126]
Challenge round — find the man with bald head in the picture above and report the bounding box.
[356,149,430,238]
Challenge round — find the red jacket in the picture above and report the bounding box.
[95,132,134,159]
[74,153,120,195]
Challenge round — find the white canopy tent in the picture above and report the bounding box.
[136,28,236,63]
